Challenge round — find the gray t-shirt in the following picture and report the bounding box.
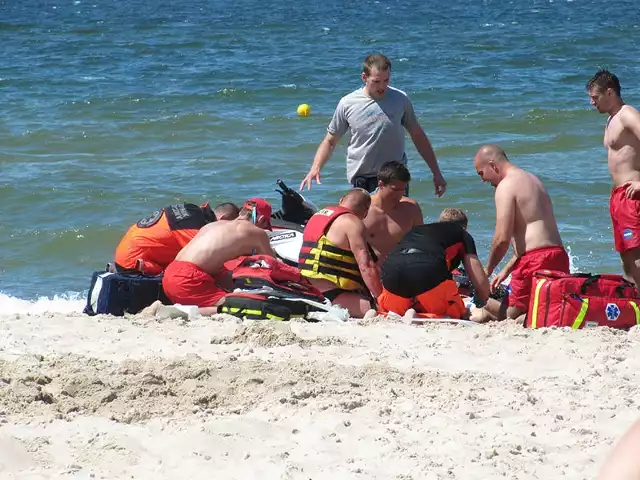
[328,86,419,183]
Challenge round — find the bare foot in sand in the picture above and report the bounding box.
[469,306,495,324]
[139,301,198,320]
[140,300,164,317]
[363,309,377,322]
[402,308,416,324]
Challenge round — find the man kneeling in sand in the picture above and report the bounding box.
[298,188,382,318]
[364,161,424,263]
[473,145,569,322]
[144,199,275,318]
[378,208,490,319]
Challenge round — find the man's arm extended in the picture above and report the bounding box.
[300,101,347,191]
[463,254,490,305]
[408,122,447,197]
[346,218,382,297]
[300,132,342,190]
[486,183,516,276]
[254,230,277,258]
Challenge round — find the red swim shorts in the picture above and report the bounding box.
[377,279,466,319]
[508,246,570,310]
[610,185,640,253]
[162,260,228,307]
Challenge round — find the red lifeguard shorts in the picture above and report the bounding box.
[508,246,570,309]
[610,185,640,253]
[162,260,228,307]
[377,279,466,318]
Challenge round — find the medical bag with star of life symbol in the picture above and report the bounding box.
[525,270,640,330]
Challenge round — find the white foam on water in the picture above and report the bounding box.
[566,245,580,273]
[0,292,86,315]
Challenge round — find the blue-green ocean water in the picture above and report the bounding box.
[1,0,639,309]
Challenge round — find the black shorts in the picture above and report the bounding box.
[381,251,449,298]
[323,287,375,304]
[114,262,140,275]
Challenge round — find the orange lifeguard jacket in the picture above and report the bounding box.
[114,203,215,275]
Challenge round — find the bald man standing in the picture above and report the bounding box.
[473,145,569,321]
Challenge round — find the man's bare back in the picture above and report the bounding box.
[175,220,274,275]
[496,167,563,256]
[364,196,422,259]
[605,105,640,187]
[324,214,356,252]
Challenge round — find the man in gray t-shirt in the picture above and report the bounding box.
[300,53,447,197]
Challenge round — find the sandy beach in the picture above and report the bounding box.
[1,312,639,479]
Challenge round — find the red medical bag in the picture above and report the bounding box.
[526,270,639,329]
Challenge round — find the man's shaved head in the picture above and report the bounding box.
[474,144,510,166]
[473,144,511,187]
[214,202,240,220]
[339,188,371,218]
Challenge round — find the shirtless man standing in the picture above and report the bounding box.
[298,188,381,317]
[587,70,640,287]
[473,145,569,321]
[156,199,275,317]
[364,161,423,262]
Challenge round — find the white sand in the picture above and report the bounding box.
[0,312,639,479]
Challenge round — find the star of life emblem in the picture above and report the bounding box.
[605,303,620,321]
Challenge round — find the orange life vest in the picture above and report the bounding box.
[114,203,215,275]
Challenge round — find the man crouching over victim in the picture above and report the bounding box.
[298,188,382,318]
[154,199,275,317]
[378,208,490,319]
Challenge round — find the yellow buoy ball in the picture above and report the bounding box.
[297,104,311,117]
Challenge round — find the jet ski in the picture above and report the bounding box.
[268,179,318,267]
[270,179,317,230]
